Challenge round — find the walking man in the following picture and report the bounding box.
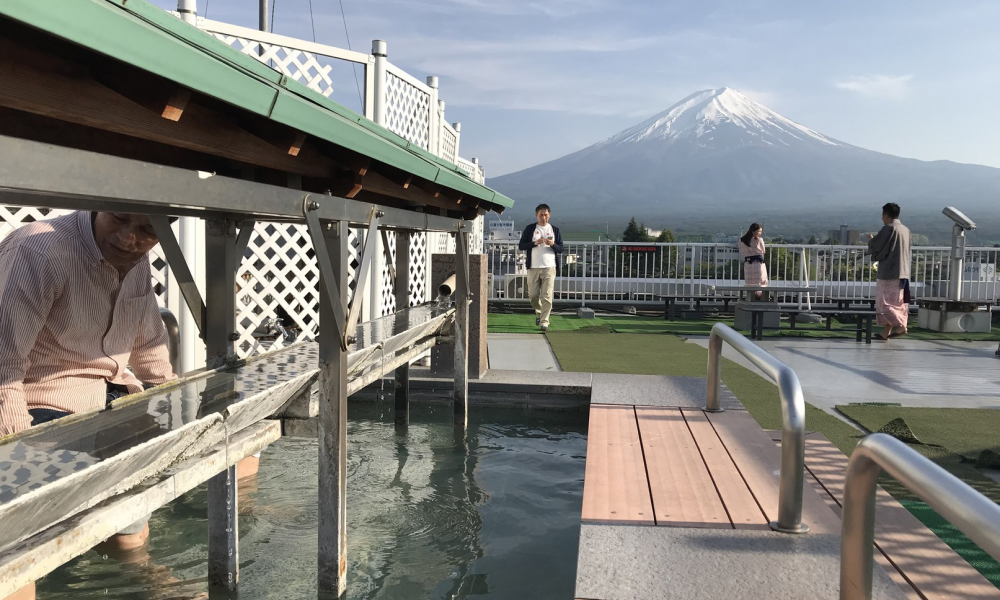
[867,203,911,340]
[518,204,563,331]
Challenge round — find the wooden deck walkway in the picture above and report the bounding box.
[577,387,999,600]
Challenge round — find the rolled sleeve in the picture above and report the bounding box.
[129,295,176,386]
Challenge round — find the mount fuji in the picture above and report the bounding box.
[490,88,1000,233]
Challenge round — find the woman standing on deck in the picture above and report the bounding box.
[738,223,768,299]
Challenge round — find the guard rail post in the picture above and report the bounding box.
[840,433,1000,600]
[706,323,809,533]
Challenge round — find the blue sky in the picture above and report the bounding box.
[151,0,1000,177]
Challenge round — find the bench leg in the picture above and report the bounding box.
[856,318,863,343]
[866,316,873,344]
[664,299,670,320]
[826,315,833,330]
[790,313,797,329]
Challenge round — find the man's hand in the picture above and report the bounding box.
[535,238,546,246]
[544,237,555,247]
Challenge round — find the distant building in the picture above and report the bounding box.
[828,224,860,245]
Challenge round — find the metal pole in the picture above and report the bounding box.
[394,232,411,428]
[372,41,388,127]
[318,220,349,597]
[706,323,808,533]
[179,217,200,373]
[840,433,1000,600]
[453,227,470,428]
[948,224,965,302]
[176,0,197,25]
[204,218,239,591]
[259,0,269,33]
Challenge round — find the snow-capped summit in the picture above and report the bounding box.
[490,87,999,228]
[601,87,839,149]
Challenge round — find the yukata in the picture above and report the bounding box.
[739,237,769,288]
[868,219,912,329]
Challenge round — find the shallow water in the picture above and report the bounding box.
[36,404,588,599]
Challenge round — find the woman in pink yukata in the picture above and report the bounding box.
[738,223,768,299]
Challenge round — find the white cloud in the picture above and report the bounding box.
[835,75,913,99]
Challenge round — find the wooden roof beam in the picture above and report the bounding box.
[0,38,343,179]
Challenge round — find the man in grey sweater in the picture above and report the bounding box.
[866,203,911,340]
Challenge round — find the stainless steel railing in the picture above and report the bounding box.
[159,307,181,376]
[706,322,808,533]
[840,433,1000,600]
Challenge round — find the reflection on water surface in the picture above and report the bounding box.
[37,404,588,599]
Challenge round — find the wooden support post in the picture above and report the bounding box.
[204,218,239,591]
[394,232,412,428]
[453,228,470,428]
[318,220,349,598]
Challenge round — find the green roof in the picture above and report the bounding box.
[1,0,514,210]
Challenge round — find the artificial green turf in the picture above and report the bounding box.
[545,330,866,454]
[545,328,1000,588]
[489,311,1000,341]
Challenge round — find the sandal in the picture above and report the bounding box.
[875,333,890,341]
[889,329,908,338]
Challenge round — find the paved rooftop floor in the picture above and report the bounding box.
[487,333,562,371]
[687,337,1000,412]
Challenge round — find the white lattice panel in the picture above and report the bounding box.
[441,128,457,163]
[385,72,431,150]
[211,34,336,98]
[470,215,485,254]
[235,223,363,357]
[1,207,169,308]
[380,231,397,316]
[408,232,428,306]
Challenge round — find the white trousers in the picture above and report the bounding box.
[527,267,556,326]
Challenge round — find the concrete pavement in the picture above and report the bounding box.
[687,337,1000,413]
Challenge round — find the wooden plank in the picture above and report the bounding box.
[161,87,190,121]
[581,405,654,525]
[682,409,770,530]
[705,409,841,534]
[804,434,1000,600]
[0,421,281,598]
[635,407,729,528]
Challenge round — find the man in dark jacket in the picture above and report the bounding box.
[517,204,563,331]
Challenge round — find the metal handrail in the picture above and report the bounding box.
[840,433,1000,600]
[706,322,808,534]
[159,307,181,376]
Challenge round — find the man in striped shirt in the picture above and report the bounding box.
[0,211,176,579]
[0,211,176,435]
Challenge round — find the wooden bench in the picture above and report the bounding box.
[659,294,735,320]
[767,430,1000,600]
[740,305,875,343]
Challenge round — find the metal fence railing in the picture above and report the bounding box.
[840,433,1000,600]
[484,240,1000,306]
[706,323,808,534]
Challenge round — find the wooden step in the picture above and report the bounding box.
[635,407,729,528]
[581,404,654,525]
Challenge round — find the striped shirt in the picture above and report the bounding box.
[0,211,175,436]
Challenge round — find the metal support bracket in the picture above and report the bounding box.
[303,196,349,351]
[234,219,257,260]
[150,216,205,337]
[381,229,396,283]
[343,206,383,348]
